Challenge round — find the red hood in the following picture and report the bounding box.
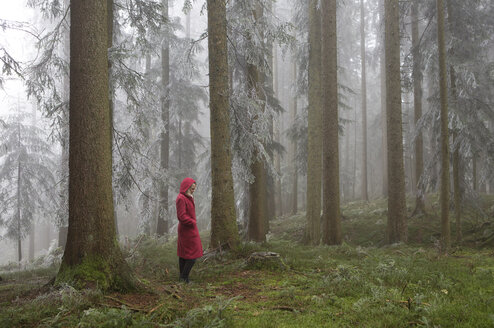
[179,177,196,194]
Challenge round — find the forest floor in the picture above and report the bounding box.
[1,194,494,327]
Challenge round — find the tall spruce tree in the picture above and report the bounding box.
[385,0,407,243]
[321,0,341,245]
[56,0,134,290]
[208,0,240,249]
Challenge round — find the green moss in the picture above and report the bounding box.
[55,256,114,290]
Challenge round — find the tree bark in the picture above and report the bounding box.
[360,0,368,202]
[305,0,323,245]
[437,0,450,251]
[412,1,425,214]
[322,0,341,245]
[57,0,134,291]
[208,0,240,249]
[385,0,407,243]
[17,159,22,263]
[157,0,170,237]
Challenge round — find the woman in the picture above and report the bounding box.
[176,177,203,283]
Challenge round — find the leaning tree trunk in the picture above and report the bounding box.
[305,0,323,245]
[57,0,134,291]
[360,0,368,202]
[385,0,407,243]
[437,0,450,251]
[411,1,425,214]
[208,0,240,249]
[322,0,341,245]
[157,0,170,237]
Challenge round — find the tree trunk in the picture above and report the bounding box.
[208,0,240,249]
[437,0,450,251]
[380,0,388,198]
[274,37,283,218]
[291,58,298,215]
[157,0,170,237]
[385,0,407,243]
[447,2,461,243]
[360,0,368,202]
[59,0,70,249]
[57,0,134,291]
[305,0,323,245]
[247,4,268,243]
[17,159,22,263]
[412,1,425,214]
[322,0,341,245]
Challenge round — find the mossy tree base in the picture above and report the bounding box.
[56,255,137,292]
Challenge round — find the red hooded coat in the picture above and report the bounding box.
[176,178,203,259]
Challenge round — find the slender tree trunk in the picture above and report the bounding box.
[446,2,461,243]
[322,0,341,245]
[473,155,477,191]
[380,0,388,198]
[305,0,323,245]
[437,0,450,251]
[208,0,240,249]
[57,0,134,291]
[291,58,298,215]
[157,0,170,237]
[360,0,368,201]
[412,1,425,214]
[17,159,22,263]
[274,39,283,218]
[385,0,407,243]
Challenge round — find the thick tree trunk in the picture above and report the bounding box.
[305,0,323,245]
[360,0,368,202]
[412,1,425,214]
[322,0,341,245]
[437,0,450,251]
[385,0,407,243]
[57,0,134,291]
[208,0,240,249]
[291,58,298,215]
[157,0,170,237]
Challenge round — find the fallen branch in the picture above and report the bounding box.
[103,295,146,312]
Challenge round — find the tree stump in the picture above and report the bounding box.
[244,252,288,271]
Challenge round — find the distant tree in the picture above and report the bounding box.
[384,0,407,243]
[56,0,134,290]
[360,0,368,202]
[321,0,341,245]
[411,0,425,215]
[208,0,240,249]
[0,114,57,262]
[157,0,170,237]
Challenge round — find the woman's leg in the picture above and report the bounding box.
[179,257,186,280]
[181,259,196,283]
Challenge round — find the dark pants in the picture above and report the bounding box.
[179,257,196,283]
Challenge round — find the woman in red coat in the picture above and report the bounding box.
[176,177,203,283]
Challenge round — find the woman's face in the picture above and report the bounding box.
[187,183,197,195]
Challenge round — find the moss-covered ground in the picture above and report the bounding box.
[1,195,494,327]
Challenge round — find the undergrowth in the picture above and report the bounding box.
[1,195,494,327]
